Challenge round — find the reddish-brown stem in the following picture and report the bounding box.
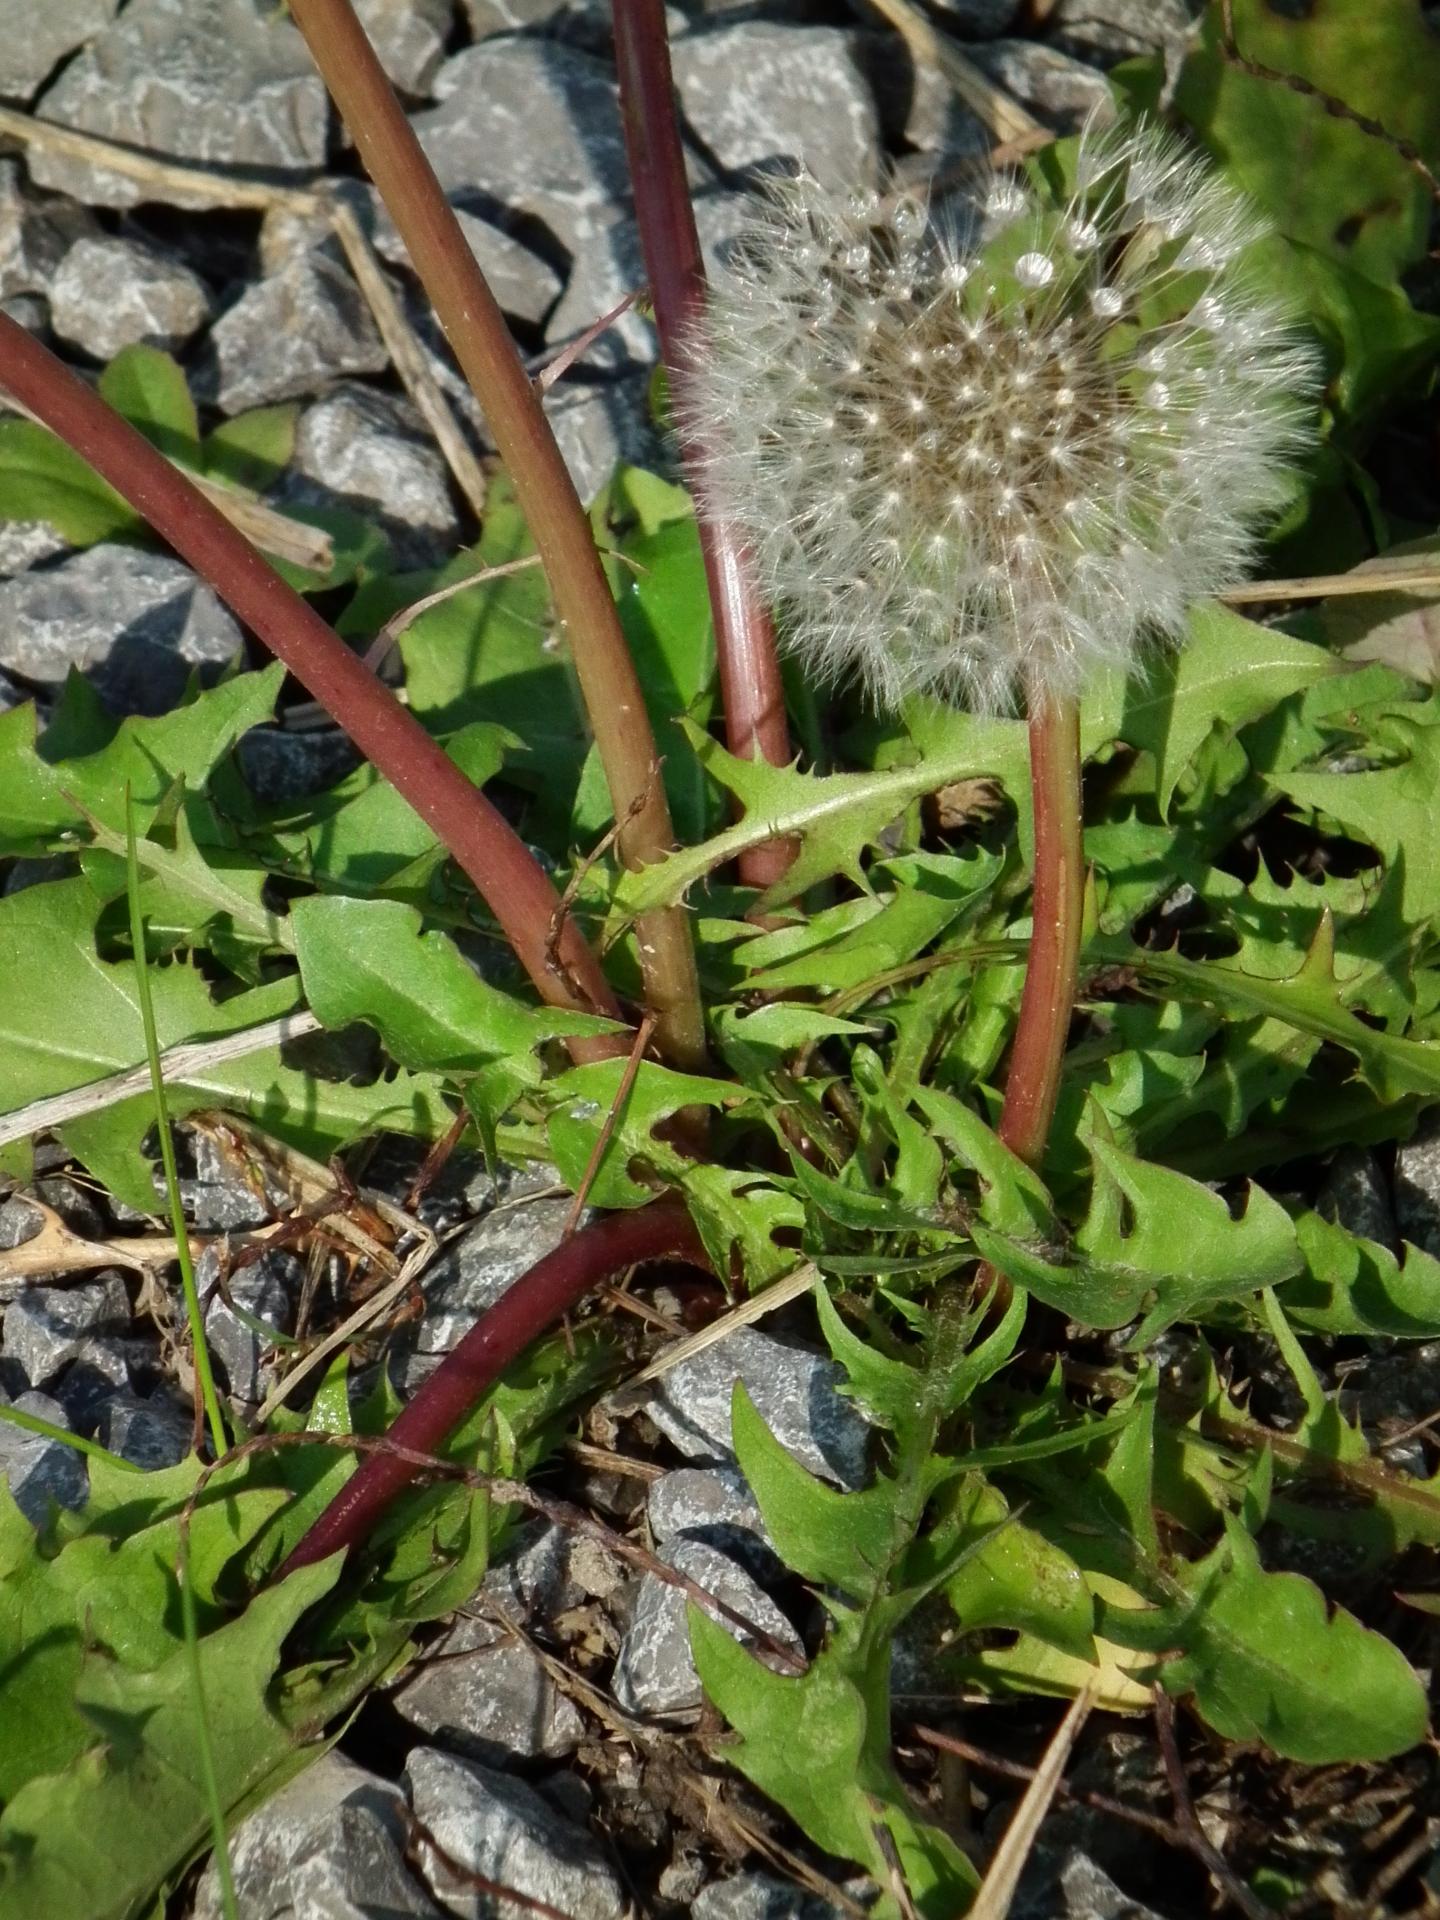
[998,691,1084,1166]
[288,0,706,1070]
[612,0,796,896]
[279,1200,710,1574]
[0,313,624,1041]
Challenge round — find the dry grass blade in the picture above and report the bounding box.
[861,0,1044,146]
[968,1685,1097,1920]
[1219,563,1440,604]
[0,1197,180,1281]
[619,1261,820,1389]
[251,1221,435,1423]
[0,1010,323,1151]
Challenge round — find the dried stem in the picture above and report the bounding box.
[0,313,622,1039]
[287,0,706,1070]
[280,1200,709,1573]
[612,0,795,895]
[998,690,1084,1167]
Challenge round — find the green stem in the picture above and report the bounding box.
[998,691,1084,1169]
[288,0,707,1071]
[126,788,229,1458]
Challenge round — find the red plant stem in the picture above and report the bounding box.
[287,0,706,1072]
[280,1201,710,1574]
[998,691,1084,1166]
[612,0,796,896]
[0,314,625,1042]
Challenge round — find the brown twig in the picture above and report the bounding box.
[913,1725,1186,1851]
[287,0,706,1072]
[401,1805,595,1920]
[1154,1690,1275,1920]
[561,1013,658,1238]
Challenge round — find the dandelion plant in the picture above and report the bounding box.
[685,119,1316,1165]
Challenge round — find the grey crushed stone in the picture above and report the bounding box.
[0,0,119,106]
[644,1324,871,1487]
[0,544,243,714]
[353,0,455,96]
[206,251,389,413]
[1394,1116,1440,1257]
[192,1749,442,1920]
[404,1747,627,1920]
[410,1194,574,1360]
[286,381,459,565]
[392,1610,585,1762]
[97,1390,192,1469]
[0,158,96,300]
[968,37,1114,126]
[670,22,880,187]
[203,1253,297,1405]
[30,0,330,210]
[612,1535,802,1719]
[0,1388,89,1523]
[48,233,211,360]
[411,41,630,256]
[692,1870,849,1920]
[2,1271,132,1390]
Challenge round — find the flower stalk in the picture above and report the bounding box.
[612,0,795,894]
[280,1201,709,1574]
[287,0,707,1071]
[0,312,625,1044]
[998,691,1084,1167]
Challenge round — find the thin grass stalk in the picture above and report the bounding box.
[287,0,707,1070]
[612,0,796,895]
[998,691,1084,1166]
[126,786,229,1459]
[280,1201,709,1574]
[0,313,623,1041]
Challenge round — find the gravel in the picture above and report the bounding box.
[0,1388,89,1523]
[286,381,460,566]
[0,544,244,714]
[30,0,331,209]
[205,251,390,412]
[0,159,96,300]
[404,1747,628,1920]
[48,234,212,359]
[191,1750,442,1920]
[613,1534,803,1718]
[0,1,119,105]
[2,1271,132,1389]
[411,41,631,255]
[644,1325,871,1487]
[392,1611,586,1762]
[670,23,880,186]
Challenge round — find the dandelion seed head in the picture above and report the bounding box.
[682,120,1318,714]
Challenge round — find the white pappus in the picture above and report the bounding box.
[681,117,1319,716]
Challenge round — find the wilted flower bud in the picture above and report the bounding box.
[683,119,1317,715]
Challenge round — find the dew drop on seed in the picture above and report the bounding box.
[985,181,1028,223]
[1090,286,1125,319]
[891,199,926,241]
[1015,251,1055,288]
